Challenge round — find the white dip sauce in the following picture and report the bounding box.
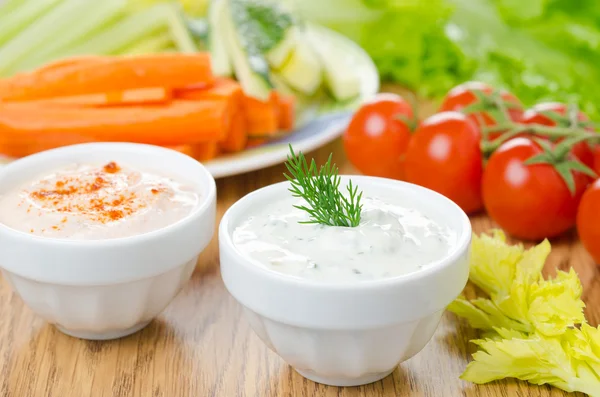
[233,195,457,282]
[0,162,199,240]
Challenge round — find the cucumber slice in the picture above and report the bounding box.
[222,0,272,101]
[266,26,297,69]
[277,31,322,96]
[208,0,232,76]
[305,24,361,102]
[270,72,297,97]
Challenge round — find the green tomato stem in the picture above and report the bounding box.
[481,122,599,156]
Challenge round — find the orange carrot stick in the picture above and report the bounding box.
[166,144,195,157]
[20,87,171,107]
[0,99,231,147]
[242,91,279,136]
[0,53,213,101]
[176,77,241,100]
[167,143,219,162]
[220,111,247,153]
[176,77,243,112]
[193,142,219,162]
[176,77,248,149]
[245,139,267,149]
[0,136,96,158]
[277,94,295,131]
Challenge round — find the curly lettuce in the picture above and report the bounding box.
[290,0,600,119]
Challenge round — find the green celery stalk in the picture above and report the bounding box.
[164,2,198,53]
[0,0,26,14]
[13,0,128,73]
[61,3,172,56]
[0,0,61,48]
[0,0,88,76]
[116,30,173,55]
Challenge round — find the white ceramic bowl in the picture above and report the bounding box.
[219,176,471,386]
[0,143,216,340]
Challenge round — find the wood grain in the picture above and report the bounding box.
[0,98,598,397]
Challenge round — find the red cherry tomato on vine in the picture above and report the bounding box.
[404,111,483,214]
[344,93,414,180]
[439,81,524,139]
[482,137,590,240]
[577,179,600,265]
[522,102,595,168]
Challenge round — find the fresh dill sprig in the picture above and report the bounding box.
[283,144,363,227]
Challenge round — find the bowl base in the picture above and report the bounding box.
[55,320,151,341]
[295,367,395,387]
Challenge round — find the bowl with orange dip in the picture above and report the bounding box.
[0,143,216,340]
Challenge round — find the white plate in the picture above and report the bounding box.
[0,25,379,179]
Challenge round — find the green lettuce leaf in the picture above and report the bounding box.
[292,0,600,119]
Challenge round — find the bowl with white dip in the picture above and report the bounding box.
[219,176,471,386]
[0,143,216,340]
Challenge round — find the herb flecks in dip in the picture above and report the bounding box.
[0,162,199,240]
[233,195,457,282]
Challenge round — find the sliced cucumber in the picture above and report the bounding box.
[270,72,297,97]
[277,31,322,96]
[222,0,272,100]
[266,26,297,69]
[208,0,232,76]
[305,24,361,102]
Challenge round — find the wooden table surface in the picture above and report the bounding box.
[0,94,598,397]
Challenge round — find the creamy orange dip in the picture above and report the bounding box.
[0,162,199,240]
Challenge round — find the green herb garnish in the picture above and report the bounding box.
[283,145,363,227]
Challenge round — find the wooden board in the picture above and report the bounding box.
[0,95,598,397]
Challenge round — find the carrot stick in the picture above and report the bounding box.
[176,77,240,98]
[19,87,171,107]
[193,142,219,162]
[242,91,279,136]
[0,56,108,100]
[176,77,242,109]
[176,77,248,150]
[0,134,97,157]
[246,138,267,148]
[167,143,219,162]
[0,53,213,101]
[220,111,247,152]
[166,144,195,157]
[0,99,231,147]
[277,94,295,131]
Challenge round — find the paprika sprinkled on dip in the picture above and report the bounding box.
[0,161,199,240]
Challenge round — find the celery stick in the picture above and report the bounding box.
[0,0,25,14]
[14,0,128,73]
[62,3,171,56]
[0,0,88,76]
[117,30,173,55]
[164,2,198,53]
[0,0,61,47]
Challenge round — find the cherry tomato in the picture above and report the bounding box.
[594,145,600,176]
[482,137,590,240]
[404,111,483,214]
[343,93,414,180]
[439,81,524,139]
[577,179,600,265]
[522,102,595,168]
